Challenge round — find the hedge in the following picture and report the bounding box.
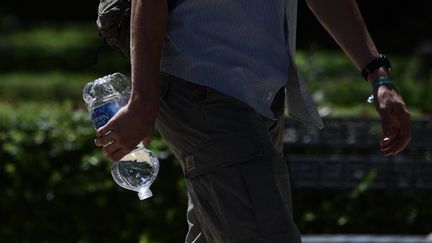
[1,54,431,113]
[1,24,431,111]
[1,102,432,242]
[0,102,187,242]
[1,24,432,242]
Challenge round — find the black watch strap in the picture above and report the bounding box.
[361,54,392,81]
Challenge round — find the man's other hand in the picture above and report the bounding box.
[374,85,411,156]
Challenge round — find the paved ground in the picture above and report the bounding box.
[302,235,432,243]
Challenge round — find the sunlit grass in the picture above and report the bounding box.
[0,72,95,102]
[0,24,97,51]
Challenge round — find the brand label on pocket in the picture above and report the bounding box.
[185,155,195,171]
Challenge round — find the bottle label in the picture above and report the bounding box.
[90,97,128,129]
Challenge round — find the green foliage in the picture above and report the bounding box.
[1,24,431,113]
[1,24,432,241]
[293,189,432,235]
[2,25,95,52]
[0,23,129,73]
[0,72,94,102]
[1,102,431,242]
[296,50,432,113]
[0,102,186,242]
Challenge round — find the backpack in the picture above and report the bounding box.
[96,0,174,61]
[97,0,132,60]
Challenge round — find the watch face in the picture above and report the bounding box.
[361,54,392,80]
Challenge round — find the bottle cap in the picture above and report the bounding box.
[138,188,153,200]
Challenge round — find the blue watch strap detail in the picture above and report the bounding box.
[367,77,396,103]
[372,76,395,90]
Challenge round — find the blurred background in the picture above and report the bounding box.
[0,0,431,242]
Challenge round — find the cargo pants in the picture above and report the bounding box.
[156,73,302,243]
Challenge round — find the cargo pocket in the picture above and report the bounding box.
[181,134,263,179]
[183,134,297,240]
[237,162,293,237]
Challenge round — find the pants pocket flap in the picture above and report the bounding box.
[181,134,263,179]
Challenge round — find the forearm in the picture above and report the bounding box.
[305,0,387,79]
[130,0,167,105]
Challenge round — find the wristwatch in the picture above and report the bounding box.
[361,54,392,81]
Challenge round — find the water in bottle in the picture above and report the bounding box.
[83,73,159,200]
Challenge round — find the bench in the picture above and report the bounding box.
[283,117,432,190]
[284,117,432,242]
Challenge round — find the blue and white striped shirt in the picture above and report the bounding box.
[161,0,324,128]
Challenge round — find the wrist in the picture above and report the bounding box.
[129,75,160,109]
[129,92,159,112]
[371,76,396,91]
[367,76,397,104]
[367,67,391,83]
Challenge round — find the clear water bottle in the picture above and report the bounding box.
[83,73,159,200]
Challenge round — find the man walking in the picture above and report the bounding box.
[95,0,411,242]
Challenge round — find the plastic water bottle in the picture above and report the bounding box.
[83,73,159,200]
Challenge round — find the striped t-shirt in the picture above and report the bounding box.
[161,0,292,119]
[161,0,323,128]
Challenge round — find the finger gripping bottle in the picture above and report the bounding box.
[83,73,159,200]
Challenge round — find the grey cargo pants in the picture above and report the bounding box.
[156,73,301,243]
